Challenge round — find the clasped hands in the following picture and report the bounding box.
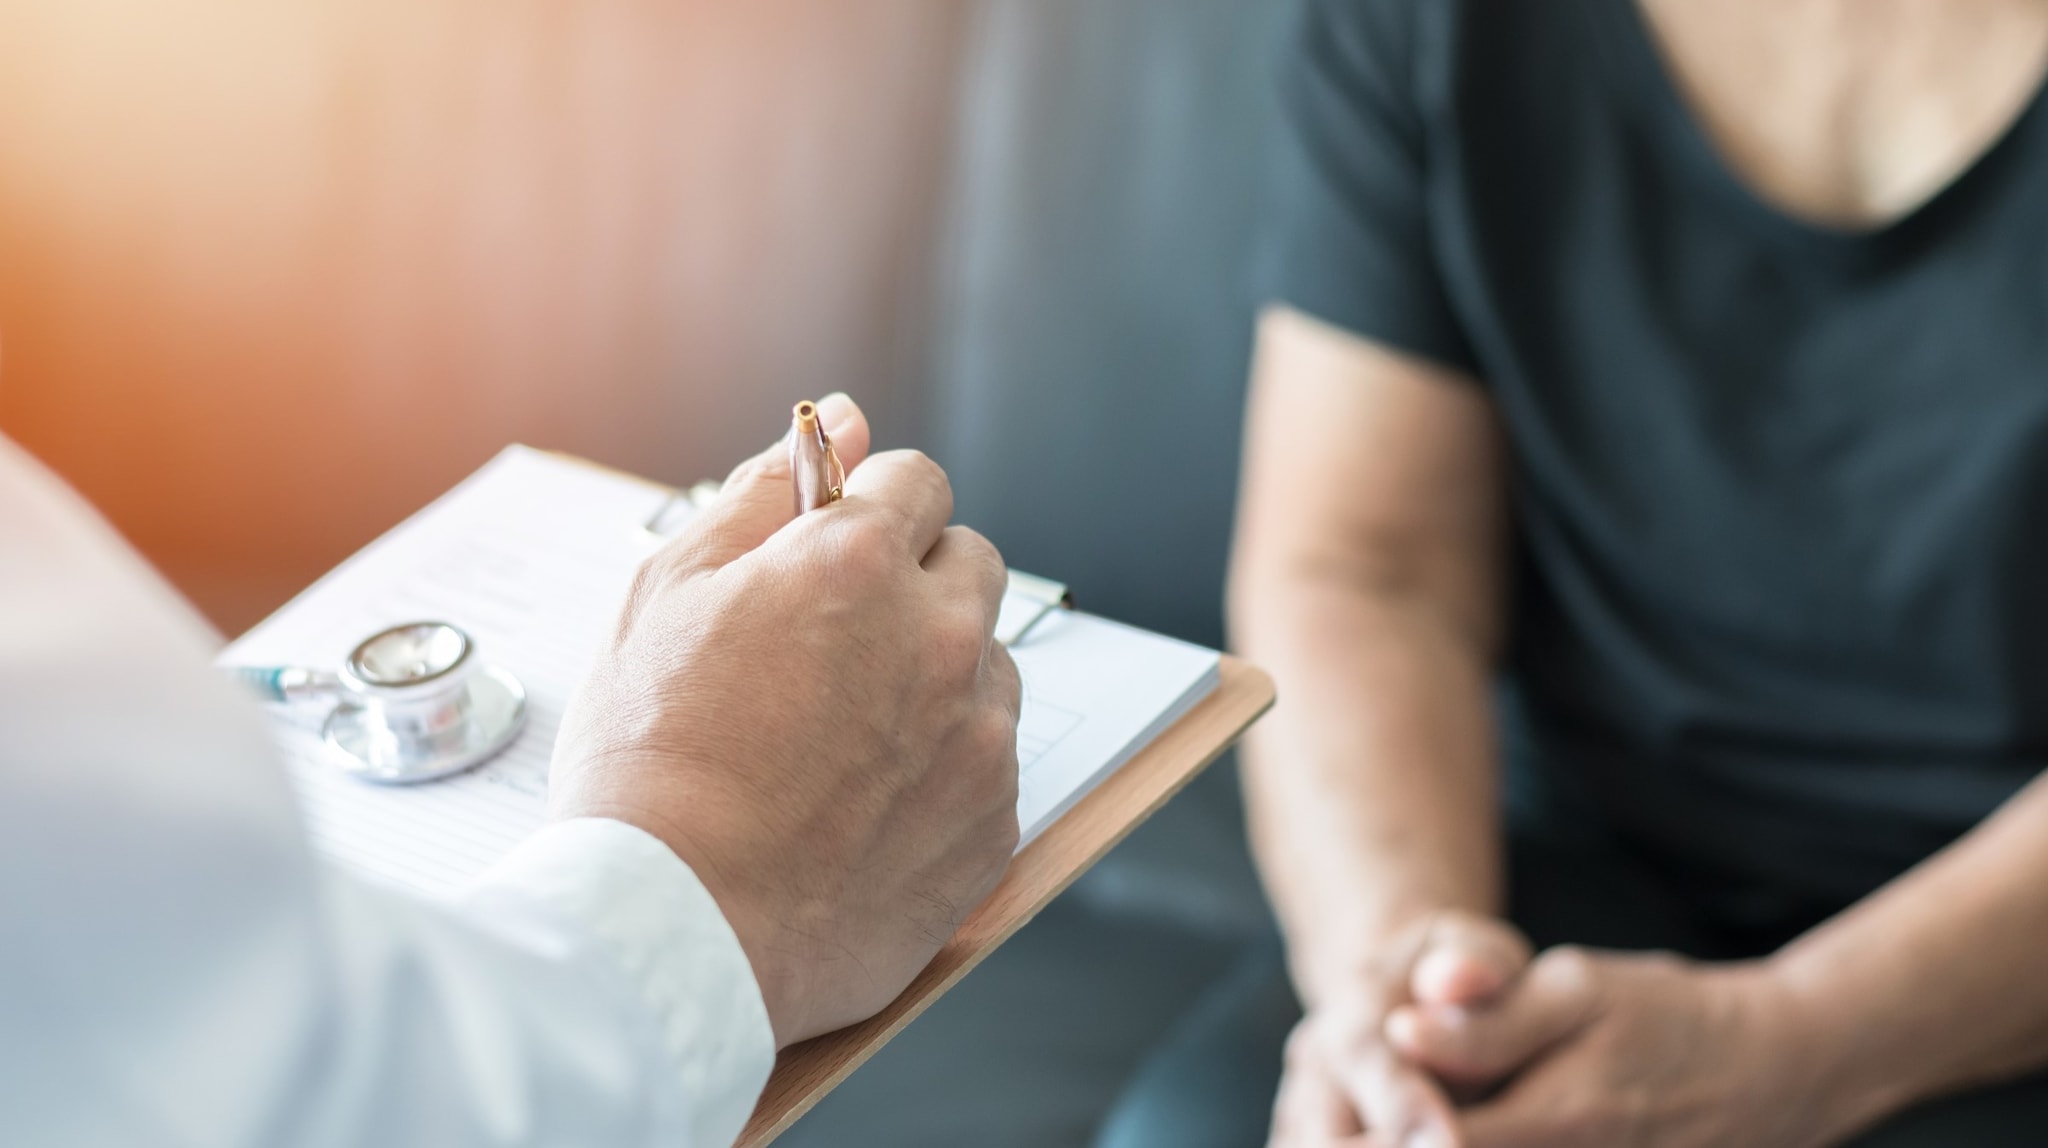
[1270,912,1837,1148]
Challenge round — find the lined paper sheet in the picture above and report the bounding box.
[222,447,1219,897]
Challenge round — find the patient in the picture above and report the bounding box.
[1100,0,2048,1145]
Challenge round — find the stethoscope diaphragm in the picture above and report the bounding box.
[230,621,527,784]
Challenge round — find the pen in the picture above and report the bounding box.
[790,399,846,515]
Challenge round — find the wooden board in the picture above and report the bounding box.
[737,656,1275,1146]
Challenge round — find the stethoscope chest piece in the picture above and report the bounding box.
[321,622,527,784]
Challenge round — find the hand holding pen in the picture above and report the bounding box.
[555,391,1022,1045]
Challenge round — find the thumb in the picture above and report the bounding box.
[1410,916,1532,1009]
[1384,945,1601,1087]
[663,393,872,574]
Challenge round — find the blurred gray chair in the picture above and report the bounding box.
[925,0,1286,948]
[777,2,1291,1144]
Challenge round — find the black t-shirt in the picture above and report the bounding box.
[1261,0,2048,935]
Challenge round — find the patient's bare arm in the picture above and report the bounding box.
[1231,305,1518,1146]
[1767,772,2048,1136]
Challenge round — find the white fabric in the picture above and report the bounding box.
[0,435,775,1148]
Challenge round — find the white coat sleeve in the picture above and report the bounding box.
[0,435,775,1148]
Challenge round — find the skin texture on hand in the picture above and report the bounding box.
[1385,946,1827,1148]
[1269,911,1532,1148]
[548,394,1023,1047]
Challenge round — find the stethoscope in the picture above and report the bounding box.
[232,621,527,784]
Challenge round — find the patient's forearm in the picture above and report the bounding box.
[1770,772,2048,1138]
[1234,562,1502,1007]
[1229,308,1509,1008]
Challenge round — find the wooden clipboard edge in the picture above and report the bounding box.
[738,656,1275,1147]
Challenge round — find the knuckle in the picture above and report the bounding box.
[720,442,789,492]
[863,447,943,494]
[1638,947,1688,974]
[950,524,1005,575]
[623,552,669,609]
[819,512,898,577]
[895,450,956,514]
[969,706,1021,774]
[877,497,925,538]
[1321,1011,1384,1060]
[622,546,692,616]
[987,644,1023,709]
[932,608,991,674]
[1494,923,1537,966]
[1540,944,1598,992]
[1432,913,1534,976]
[1457,909,1528,948]
[984,806,1021,859]
[857,497,929,552]
[892,448,948,489]
[1352,1035,1401,1075]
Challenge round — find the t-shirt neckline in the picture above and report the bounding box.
[1583,0,2048,264]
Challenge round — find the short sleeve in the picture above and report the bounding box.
[1256,0,1477,374]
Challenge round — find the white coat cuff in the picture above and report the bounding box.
[466,818,775,1147]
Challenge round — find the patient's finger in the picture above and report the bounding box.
[1329,1042,1460,1148]
[1270,1024,1364,1144]
[1410,917,1533,1008]
[1384,946,1599,1085]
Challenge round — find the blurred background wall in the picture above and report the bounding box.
[0,0,966,633]
[0,0,1278,657]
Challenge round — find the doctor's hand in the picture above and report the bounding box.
[1269,911,1531,1148]
[550,393,1022,1047]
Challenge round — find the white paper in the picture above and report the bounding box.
[222,446,1220,896]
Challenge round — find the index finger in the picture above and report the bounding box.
[1272,1022,1366,1144]
[1308,994,1460,1148]
[1328,1043,1459,1148]
[838,448,954,559]
[1385,946,1598,1086]
[1269,1058,1361,1144]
